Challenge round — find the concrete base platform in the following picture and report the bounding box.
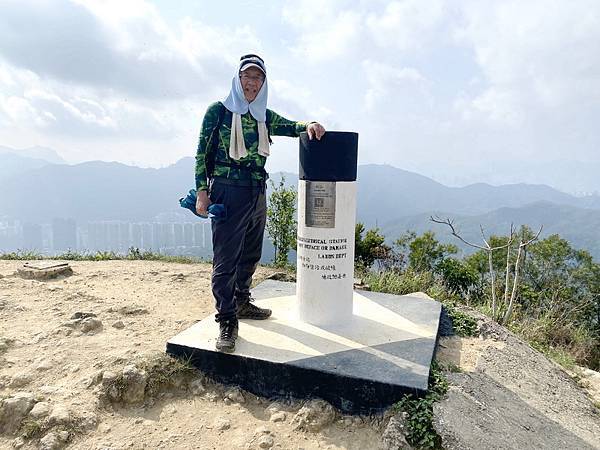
[166,280,442,414]
[17,261,73,280]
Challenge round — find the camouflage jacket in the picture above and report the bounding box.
[195,102,308,191]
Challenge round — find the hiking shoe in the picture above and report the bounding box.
[215,319,238,353]
[237,300,272,320]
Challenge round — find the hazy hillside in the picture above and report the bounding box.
[1,158,599,258]
[2,157,599,223]
[355,165,600,226]
[0,145,66,164]
[381,201,600,259]
[0,158,191,222]
[426,159,600,196]
[0,153,53,182]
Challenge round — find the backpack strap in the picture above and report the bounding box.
[266,109,273,145]
[205,102,226,180]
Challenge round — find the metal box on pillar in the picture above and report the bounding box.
[296,131,358,325]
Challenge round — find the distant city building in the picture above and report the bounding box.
[52,218,77,252]
[131,223,142,249]
[184,223,194,247]
[174,223,184,247]
[119,223,130,252]
[22,223,43,251]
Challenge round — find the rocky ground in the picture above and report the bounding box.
[1,260,599,450]
[435,312,600,449]
[0,261,387,450]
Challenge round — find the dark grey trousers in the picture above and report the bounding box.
[210,178,267,322]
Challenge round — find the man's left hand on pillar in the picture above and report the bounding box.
[307,122,326,140]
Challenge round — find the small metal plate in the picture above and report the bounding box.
[305,181,336,228]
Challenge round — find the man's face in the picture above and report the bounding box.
[239,66,265,102]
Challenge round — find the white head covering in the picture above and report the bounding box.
[222,55,268,122]
[222,55,270,160]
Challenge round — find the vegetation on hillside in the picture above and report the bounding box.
[356,223,600,370]
[0,247,203,264]
[265,176,297,268]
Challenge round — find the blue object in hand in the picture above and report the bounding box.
[179,189,227,220]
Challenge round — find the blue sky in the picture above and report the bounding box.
[0,0,599,184]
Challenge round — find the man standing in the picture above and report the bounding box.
[195,54,325,352]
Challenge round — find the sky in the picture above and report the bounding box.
[0,0,599,183]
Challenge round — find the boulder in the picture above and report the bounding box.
[379,412,413,450]
[0,392,36,434]
[291,399,336,432]
[29,402,52,420]
[121,365,147,404]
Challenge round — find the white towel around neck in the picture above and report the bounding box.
[229,113,270,160]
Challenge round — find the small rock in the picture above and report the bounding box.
[84,371,102,389]
[81,318,103,334]
[61,319,80,329]
[9,372,32,388]
[225,387,246,404]
[380,413,412,450]
[134,418,144,424]
[204,392,219,403]
[0,337,13,353]
[57,430,70,442]
[213,417,231,431]
[257,435,274,449]
[120,365,147,404]
[0,392,36,434]
[102,371,117,384]
[39,432,61,450]
[35,359,54,371]
[79,411,99,431]
[112,305,148,316]
[29,401,52,419]
[71,312,97,320]
[291,399,336,432]
[255,425,272,435]
[270,412,286,423]
[48,404,70,426]
[112,321,125,329]
[266,401,284,415]
[11,437,25,448]
[189,378,205,395]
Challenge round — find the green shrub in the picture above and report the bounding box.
[393,362,449,449]
[364,269,435,295]
[446,306,478,337]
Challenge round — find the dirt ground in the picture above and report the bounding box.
[2,259,599,450]
[0,260,386,450]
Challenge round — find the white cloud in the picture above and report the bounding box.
[363,61,427,111]
[455,0,600,125]
[0,0,270,161]
[282,1,362,63]
[366,0,445,51]
[0,0,260,99]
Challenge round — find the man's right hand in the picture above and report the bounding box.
[196,190,211,216]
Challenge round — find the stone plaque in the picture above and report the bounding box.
[305,181,336,228]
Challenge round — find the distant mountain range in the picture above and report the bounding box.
[381,202,600,259]
[1,153,599,259]
[0,145,66,164]
[423,159,600,196]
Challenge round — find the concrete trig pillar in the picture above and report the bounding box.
[296,131,359,326]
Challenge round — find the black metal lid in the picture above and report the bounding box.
[299,131,358,182]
